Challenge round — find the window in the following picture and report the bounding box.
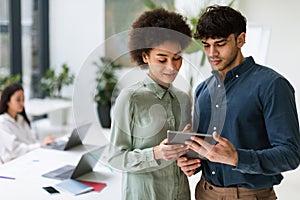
[0,0,49,98]
[0,0,10,76]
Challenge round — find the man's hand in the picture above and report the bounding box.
[186,132,238,166]
[153,139,189,161]
[177,156,201,177]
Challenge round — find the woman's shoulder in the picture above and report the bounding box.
[0,113,10,123]
[120,81,153,97]
[116,81,145,102]
[0,113,15,130]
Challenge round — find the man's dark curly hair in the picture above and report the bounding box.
[194,5,246,40]
[128,8,192,66]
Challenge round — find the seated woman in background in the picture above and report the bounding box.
[0,83,54,163]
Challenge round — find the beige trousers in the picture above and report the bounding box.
[195,176,277,200]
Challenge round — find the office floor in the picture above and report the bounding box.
[188,167,300,200]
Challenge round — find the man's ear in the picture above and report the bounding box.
[142,52,148,63]
[237,32,246,48]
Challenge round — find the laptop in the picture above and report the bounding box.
[42,145,106,180]
[43,123,92,151]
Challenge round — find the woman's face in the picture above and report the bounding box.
[7,90,24,115]
[143,40,182,88]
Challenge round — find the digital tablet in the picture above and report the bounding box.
[167,130,214,159]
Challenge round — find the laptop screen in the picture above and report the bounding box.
[64,123,92,150]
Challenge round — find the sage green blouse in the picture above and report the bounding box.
[108,76,192,200]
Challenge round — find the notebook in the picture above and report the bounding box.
[43,123,92,150]
[55,179,93,195]
[42,145,106,180]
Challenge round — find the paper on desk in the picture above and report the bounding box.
[55,179,93,195]
[78,180,107,192]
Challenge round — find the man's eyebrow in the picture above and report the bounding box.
[201,38,227,44]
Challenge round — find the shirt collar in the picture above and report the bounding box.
[3,112,22,123]
[143,75,175,99]
[212,56,255,82]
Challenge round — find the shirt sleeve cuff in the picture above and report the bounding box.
[143,147,160,167]
[232,149,257,173]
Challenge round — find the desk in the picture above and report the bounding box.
[25,98,72,116]
[25,98,72,125]
[0,146,122,199]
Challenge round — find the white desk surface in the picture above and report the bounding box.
[0,146,122,199]
[25,98,72,116]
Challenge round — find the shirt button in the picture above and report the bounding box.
[217,84,221,88]
[235,74,239,78]
[212,171,216,175]
[215,104,219,108]
[213,127,217,130]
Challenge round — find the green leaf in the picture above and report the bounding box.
[184,39,203,54]
[200,52,206,66]
[140,0,157,9]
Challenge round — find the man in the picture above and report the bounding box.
[177,5,300,200]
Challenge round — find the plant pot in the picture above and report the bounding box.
[97,104,111,128]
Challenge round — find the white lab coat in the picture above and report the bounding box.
[0,113,40,163]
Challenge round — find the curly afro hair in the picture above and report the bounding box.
[128,8,192,66]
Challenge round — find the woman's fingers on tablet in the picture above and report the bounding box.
[182,124,193,132]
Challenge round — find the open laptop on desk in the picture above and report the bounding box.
[43,123,92,151]
[42,145,106,180]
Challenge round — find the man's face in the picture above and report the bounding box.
[201,33,245,74]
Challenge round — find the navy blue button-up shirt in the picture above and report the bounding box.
[193,56,300,189]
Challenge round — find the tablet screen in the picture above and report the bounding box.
[167,130,214,159]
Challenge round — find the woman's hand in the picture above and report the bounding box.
[153,139,189,161]
[182,123,193,132]
[42,135,55,146]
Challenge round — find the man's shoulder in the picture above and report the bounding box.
[194,76,213,96]
[252,63,283,80]
[250,64,295,93]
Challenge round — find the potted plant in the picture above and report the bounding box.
[93,57,121,128]
[0,74,20,94]
[40,63,75,98]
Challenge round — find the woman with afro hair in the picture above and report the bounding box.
[108,8,193,200]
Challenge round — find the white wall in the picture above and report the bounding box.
[49,0,107,145]
[49,0,105,98]
[48,0,300,123]
[238,0,300,110]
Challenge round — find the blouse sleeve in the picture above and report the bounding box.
[0,128,40,163]
[107,89,164,173]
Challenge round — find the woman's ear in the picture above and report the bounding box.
[142,52,148,63]
[237,32,246,48]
